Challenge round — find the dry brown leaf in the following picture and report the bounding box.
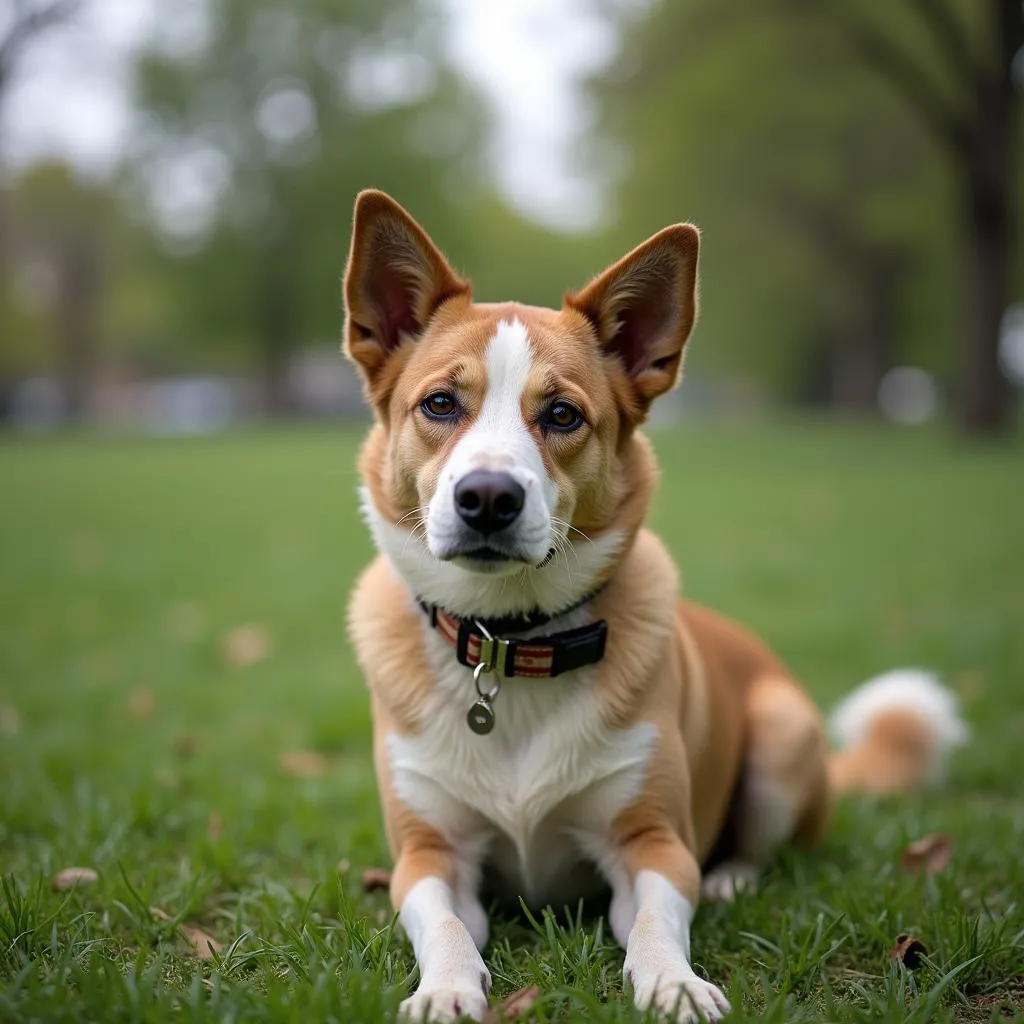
[900,833,954,876]
[0,705,21,736]
[173,735,199,758]
[221,624,271,669]
[969,981,1024,1018]
[279,750,330,778]
[484,985,542,1023]
[182,924,222,959]
[207,811,223,839]
[889,933,928,970]
[361,867,392,892]
[52,866,99,891]
[150,907,222,958]
[128,686,156,720]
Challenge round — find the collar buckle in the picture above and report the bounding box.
[474,619,511,676]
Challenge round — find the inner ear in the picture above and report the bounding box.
[611,269,679,377]
[365,261,426,354]
[343,190,470,390]
[565,223,699,412]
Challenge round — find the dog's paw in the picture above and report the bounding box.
[400,984,489,1022]
[631,971,730,1022]
[701,860,760,903]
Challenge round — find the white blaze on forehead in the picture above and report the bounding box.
[449,318,549,490]
[470,317,536,470]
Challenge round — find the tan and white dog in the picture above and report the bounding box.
[343,190,966,1022]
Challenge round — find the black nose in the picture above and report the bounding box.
[454,470,525,535]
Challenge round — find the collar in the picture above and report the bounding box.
[418,590,608,680]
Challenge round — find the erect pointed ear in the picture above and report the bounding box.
[343,189,470,388]
[565,224,700,413]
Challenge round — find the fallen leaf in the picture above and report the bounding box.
[279,750,330,778]
[0,705,21,736]
[182,924,222,959]
[128,686,156,720]
[361,867,392,892]
[900,833,954,876]
[890,933,928,970]
[52,866,99,891]
[173,735,199,758]
[150,907,222,958]
[969,981,1024,1018]
[206,811,223,839]
[221,624,271,669]
[484,985,542,1023]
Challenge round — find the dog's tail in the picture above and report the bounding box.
[827,669,968,795]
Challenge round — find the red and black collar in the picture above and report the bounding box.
[418,593,608,679]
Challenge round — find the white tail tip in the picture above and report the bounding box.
[829,669,969,783]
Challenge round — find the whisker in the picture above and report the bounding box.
[395,506,429,528]
[551,516,593,545]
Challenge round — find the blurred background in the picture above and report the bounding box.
[1,0,1022,435]
[1,8,1023,1016]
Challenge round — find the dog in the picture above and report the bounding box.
[342,189,967,1022]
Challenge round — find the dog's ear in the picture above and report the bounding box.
[343,190,470,391]
[565,224,699,415]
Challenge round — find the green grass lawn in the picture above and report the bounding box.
[2,419,1022,1023]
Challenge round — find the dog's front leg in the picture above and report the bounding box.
[614,826,730,1023]
[392,841,491,1023]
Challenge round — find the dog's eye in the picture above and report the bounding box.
[543,401,584,432]
[421,392,458,419]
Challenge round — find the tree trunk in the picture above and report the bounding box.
[257,241,295,416]
[959,0,1020,434]
[831,255,902,411]
[55,239,99,423]
[830,321,885,411]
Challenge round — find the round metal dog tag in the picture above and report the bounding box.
[467,699,495,735]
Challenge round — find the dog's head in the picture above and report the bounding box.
[344,190,699,617]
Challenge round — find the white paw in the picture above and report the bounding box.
[630,971,730,1022]
[400,984,489,1022]
[701,861,760,903]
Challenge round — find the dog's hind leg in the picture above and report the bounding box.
[702,675,830,902]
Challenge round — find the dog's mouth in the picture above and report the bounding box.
[463,546,515,562]
[442,545,558,573]
[450,545,528,567]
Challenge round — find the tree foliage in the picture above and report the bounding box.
[589,0,1023,421]
[125,0,489,408]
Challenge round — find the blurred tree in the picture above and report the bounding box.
[0,0,79,111]
[811,0,1023,432]
[591,0,1022,430]
[2,163,108,419]
[125,0,488,412]
[0,1,84,416]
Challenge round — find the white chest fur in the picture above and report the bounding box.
[387,621,656,906]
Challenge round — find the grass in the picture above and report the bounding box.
[1,418,1023,1023]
